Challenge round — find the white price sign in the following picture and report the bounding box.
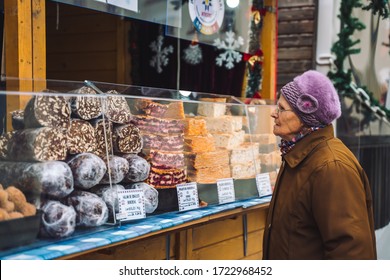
[116,189,146,221]
[217,178,235,204]
[176,182,199,212]
[256,173,272,197]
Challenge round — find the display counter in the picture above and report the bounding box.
[0,78,278,259]
[0,197,270,260]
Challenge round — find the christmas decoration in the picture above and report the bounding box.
[328,0,390,121]
[183,33,203,65]
[362,0,389,19]
[244,0,266,98]
[183,43,203,65]
[213,30,244,70]
[149,35,174,74]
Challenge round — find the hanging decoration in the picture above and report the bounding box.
[183,32,203,65]
[213,30,244,70]
[188,0,225,35]
[328,0,390,121]
[362,0,389,19]
[149,34,174,74]
[244,0,266,98]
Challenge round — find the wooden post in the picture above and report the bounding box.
[261,0,277,100]
[4,0,46,131]
[241,0,277,101]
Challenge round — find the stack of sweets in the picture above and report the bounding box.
[184,116,230,183]
[197,98,260,179]
[244,133,281,187]
[132,99,187,189]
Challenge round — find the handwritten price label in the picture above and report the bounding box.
[217,178,235,204]
[176,182,199,212]
[116,189,146,221]
[256,173,272,197]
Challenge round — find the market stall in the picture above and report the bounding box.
[1,0,278,260]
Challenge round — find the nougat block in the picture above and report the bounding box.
[185,149,230,169]
[230,142,260,164]
[197,98,227,117]
[204,115,243,133]
[212,130,245,149]
[231,160,261,179]
[184,133,215,153]
[184,117,208,136]
[187,164,231,184]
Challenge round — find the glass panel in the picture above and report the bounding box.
[0,77,279,251]
[166,0,252,52]
[52,0,182,27]
[0,78,115,252]
[51,0,254,52]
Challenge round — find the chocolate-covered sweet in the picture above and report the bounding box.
[7,127,67,161]
[90,184,125,216]
[66,190,109,227]
[126,182,158,214]
[100,155,129,184]
[67,119,96,154]
[104,90,132,124]
[11,109,25,130]
[0,161,74,200]
[23,95,71,130]
[67,153,107,190]
[70,86,102,120]
[40,200,77,238]
[112,123,143,154]
[0,131,15,160]
[90,118,113,158]
[122,154,150,182]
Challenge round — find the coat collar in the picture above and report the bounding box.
[283,124,335,168]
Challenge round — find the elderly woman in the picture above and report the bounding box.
[262,70,377,259]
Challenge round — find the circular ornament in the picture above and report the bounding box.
[296,94,319,114]
[189,0,225,35]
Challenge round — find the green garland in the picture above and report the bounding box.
[328,0,390,120]
[362,0,389,19]
[244,0,266,98]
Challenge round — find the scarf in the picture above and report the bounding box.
[279,125,326,155]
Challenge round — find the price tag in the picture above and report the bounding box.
[176,182,199,212]
[217,178,235,204]
[256,173,272,197]
[116,189,146,221]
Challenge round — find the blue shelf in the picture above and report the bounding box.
[0,196,271,260]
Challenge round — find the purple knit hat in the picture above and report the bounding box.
[280,70,341,127]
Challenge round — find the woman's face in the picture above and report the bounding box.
[271,95,304,141]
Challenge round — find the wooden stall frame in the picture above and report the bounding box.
[4,0,46,131]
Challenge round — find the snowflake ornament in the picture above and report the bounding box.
[183,44,203,65]
[213,30,244,69]
[149,35,174,73]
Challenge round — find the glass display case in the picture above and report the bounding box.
[0,77,279,253]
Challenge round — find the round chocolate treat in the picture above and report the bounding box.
[67,153,107,190]
[122,154,150,182]
[126,182,158,214]
[40,200,77,238]
[90,184,125,216]
[100,155,129,184]
[66,190,109,227]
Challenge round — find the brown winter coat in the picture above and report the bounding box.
[262,125,377,259]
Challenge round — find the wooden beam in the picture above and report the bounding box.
[261,0,277,100]
[4,0,46,131]
[32,0,47,91]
